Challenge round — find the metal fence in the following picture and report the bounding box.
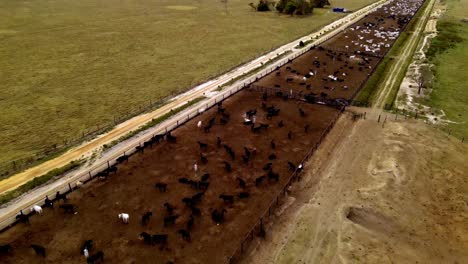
[226,107,344,263]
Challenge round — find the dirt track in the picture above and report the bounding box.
[240,111,468,263]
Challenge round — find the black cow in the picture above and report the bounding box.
[211,209,227,225]
[0,244,12,255]
[178,229,191,242]
[87,251,104,264]
[30,244,45,257]
[141,211,153,226]
[164,214,180,226]
[59,204,76,214]
[155,182,167,192]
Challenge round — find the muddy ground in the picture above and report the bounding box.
[0,89,340,263]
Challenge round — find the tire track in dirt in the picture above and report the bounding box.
[372,0,436,110]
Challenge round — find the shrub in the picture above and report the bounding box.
[257,0,271,11]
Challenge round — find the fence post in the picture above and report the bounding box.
[89,171,92,180]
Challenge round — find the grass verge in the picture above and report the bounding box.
[0,159,84,206]
[354,0,431,106]
[422,0,468,140]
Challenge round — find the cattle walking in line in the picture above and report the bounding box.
[16,212,30,224]
[30,205,43,215]
[44,196,53,208]
[56,191,68,203]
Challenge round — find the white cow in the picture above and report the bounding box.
[83,248,89,258]
[30,205,43,215]
[118,213,129,224]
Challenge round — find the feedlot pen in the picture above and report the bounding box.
[0,0,425,263]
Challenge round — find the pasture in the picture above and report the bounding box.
[0,0,377,174]
[424,0,468,138]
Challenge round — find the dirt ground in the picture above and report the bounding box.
[0,1,429,263]
[0,89,340,264]
[240,110,468,264]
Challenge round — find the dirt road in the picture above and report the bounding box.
[240,110,468,263]
[373,0,436,110]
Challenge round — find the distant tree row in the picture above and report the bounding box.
[249,0,330,15]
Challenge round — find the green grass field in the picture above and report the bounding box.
[0,0,377,174]
[424,0,468,139]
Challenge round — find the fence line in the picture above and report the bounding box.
[226,107,344,263]
[225,0,431,262]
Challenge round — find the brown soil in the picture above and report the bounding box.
[240,111,468,264]
[0,90,340,264]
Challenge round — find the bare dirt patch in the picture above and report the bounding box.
[241,112,468,264]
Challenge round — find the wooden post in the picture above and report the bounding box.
[89,171,92,179]
[378,114,381,123]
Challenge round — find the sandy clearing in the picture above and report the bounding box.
[240,109,468,263]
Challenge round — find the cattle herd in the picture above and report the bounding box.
[0,0,424,263]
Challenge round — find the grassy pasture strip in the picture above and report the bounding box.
[422,0,468,139]
[354,0,432,105]
[0,160,83,206]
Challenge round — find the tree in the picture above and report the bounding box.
[312,0,331,8]
[276,0,313,15]
[284,1,298,14]
[257,0,271,11]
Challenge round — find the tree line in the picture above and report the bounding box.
[249,0,331,15]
